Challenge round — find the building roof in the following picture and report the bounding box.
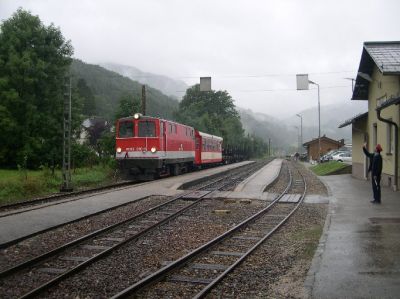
[338,111,368,128]
[303,135,344,147]
[352,41,400,101]
[376,96,400,111]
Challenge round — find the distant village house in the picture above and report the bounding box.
[303,135,345,161]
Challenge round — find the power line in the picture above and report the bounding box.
[176,70,356,79]
[98,70,356,80]
[175,85,352,93]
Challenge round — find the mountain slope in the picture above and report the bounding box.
[238,100,367,150]
[100,62,188,99]
[70,60,179,120]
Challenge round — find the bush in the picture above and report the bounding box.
[72,143,99,168]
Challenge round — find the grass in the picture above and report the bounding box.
[292,225,323,259]
[310,161,350,176]
[0,165,117,206]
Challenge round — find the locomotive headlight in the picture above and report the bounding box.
[116,147,122,153]
[151,147,157,153]
[134,113,142,119]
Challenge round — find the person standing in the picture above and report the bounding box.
[362,143,383,203]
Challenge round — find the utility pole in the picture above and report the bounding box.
[296,114,303,154]
[268,138,271,156]
[296,74,321,163]
[61,76,73,192]
[141,85,146,115]
[309,80,321,162]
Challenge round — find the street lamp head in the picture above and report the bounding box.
[296,114,301,118]
[308,80,317,85]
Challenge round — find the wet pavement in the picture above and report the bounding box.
[306,174,400,299]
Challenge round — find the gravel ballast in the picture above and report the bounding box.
[1,160,330,298]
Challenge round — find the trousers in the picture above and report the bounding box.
[372,175,381,202]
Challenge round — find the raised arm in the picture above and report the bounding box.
[362,143,373,158]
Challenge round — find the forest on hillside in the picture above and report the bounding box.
[0,9,268,170]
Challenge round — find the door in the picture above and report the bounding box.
[160,121,167,156]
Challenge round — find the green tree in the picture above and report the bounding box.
[176,84,243,140]
[175,84,268,158]
[77,78,96,117]
[115,93,141,119]
[0,8,73,168]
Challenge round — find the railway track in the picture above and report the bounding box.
[112,161,306,298]
[0,160,271,298]
[0,180,143,218]
[0,161,256,219]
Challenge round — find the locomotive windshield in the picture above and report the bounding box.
[138,121,156,137]
[118,121,134,138]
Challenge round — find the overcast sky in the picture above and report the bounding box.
[1,0,399,118]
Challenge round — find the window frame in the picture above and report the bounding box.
[118,121,134,138]
[138,120,156,137]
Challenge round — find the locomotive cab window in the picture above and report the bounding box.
[138,121,156,137]
[118,121,134,138]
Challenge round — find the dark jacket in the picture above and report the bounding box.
[363,147,382,176]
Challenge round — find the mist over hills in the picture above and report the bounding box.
[238,100,367,151]
[70,60,179,120]
[100,63,188,99]
[83,61,366,152]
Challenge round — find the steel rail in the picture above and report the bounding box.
[111,162,293,299]
[0,161,254,219]
[0,194,152,249]
[1,162,256,249]
[11,161,262,299]
[0,190,194,278]
[194,164,307,298]
[19,195,206,299]
[0,180,142,215]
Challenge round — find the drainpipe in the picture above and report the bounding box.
[376,108,398,191]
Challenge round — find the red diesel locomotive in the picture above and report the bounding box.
[116,113,223,179]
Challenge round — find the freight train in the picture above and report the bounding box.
[116,113,224,180]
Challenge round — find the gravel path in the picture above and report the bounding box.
[0,195,166,271]
[41,199,268,298]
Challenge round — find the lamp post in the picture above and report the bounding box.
[294,126,300,154]
[296,74,321,163]
[308,80,321,162]
[296,114,303,155]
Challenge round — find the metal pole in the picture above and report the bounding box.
[268,138,271,156]
[68,76,72,183]
[61,76,73,192]
[296,114,303,154]
[317,83,321,163]
[294,126,299,153]
[309,80,321,162]
[141,85,146,115]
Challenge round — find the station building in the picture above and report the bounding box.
[303,135,345,161]
[339,41,400,191]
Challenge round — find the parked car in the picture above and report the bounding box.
[320,154,333,163]
[332,152,352,162]
[320,150,342,163]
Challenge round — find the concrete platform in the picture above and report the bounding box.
[234,159,282,192]
[305,174,400,299]
[207,159,282,201]
[0,161,252,246]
